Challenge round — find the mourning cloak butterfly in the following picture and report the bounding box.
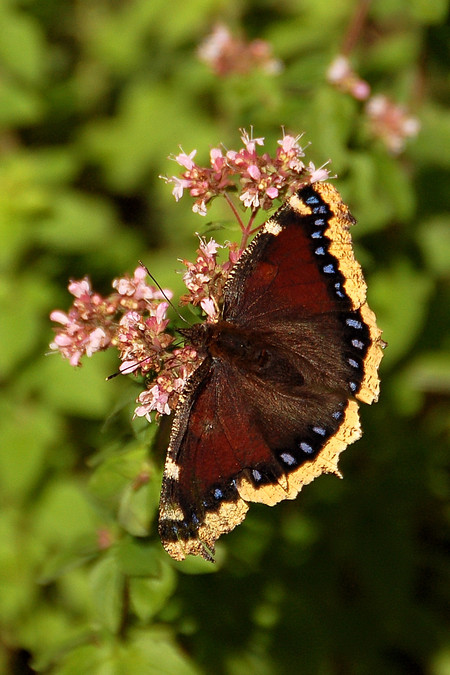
[158,182,384,561]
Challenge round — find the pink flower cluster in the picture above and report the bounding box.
[51,128,331,421]
[180,236,238,321]
[163,128,330,221]
[198,24,282,77]
[50,267,195,419]
[134,347,197,421]
[50,279,115,367]
[366,95,420,155]
[327,55,419,154]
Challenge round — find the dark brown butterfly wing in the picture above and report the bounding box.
[158,183,383,561]
[222,182,381,405]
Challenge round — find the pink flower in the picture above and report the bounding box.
[240,128,265,152]
[327,55,371,101]
[50,320,111,365]
[198,24,282,77]
[198,24,231,64]
[135,384,171,419]
[154,301,169,324]
[276,133,306,173]
[85,327,108,356]
[112,267,172,303]
[174,149,197,170]
[133,352,195,421]
[68,278,91,298]
[192,200,207,216]
[199,237,221,258]
[240,188,260,209]
[210,147,226,172]
[119,360,140,375]
[366,95,420,154]
[169,176,190,201]
[180,236,229,317]
[162,127,338,251]
[277,133,304,154]
[201,297,218,320]
[50,278,117,365]
[327,55,352,83]
[115,305,173,376]
[307,161,331,184]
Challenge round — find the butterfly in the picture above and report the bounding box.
[158,182,384,561]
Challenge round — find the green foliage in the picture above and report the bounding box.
[0,0,448,673]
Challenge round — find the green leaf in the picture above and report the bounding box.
[0,6,46,83]
[38,534,99,584]
[417,215,450,276]
[411,104,450,167]
[347,153,390,233]
[410,0,449,22]
[0,273,55,377]
[35,192,117,252]
[0,509,40,624]
[393,351,450,416]
[124,627,201,675]
[0,398,61,502]
[0,79,43,126]
[116,538,161,577]
[89,444,158,515]
[33,480,99,548]
[53,628,201,675]
[346,151,416,233]
[34,349,119,419]
[90,553,124,634]
[375,153,416,223]
[368,260,433,366]
[118,472,160,537]
[81,81,216,191]
[129,561,176,621]
[50,644,109,675]
[308,88,357,168]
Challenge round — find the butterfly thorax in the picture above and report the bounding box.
[181,321,259,359]
[180,321,295,382]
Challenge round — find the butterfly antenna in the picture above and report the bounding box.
[138,260,188,324]
[106,354,156,381]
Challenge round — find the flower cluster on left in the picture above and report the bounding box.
[50,267,195,420]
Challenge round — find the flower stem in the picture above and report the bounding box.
[223,192,245,229]
[239,208,259,254]
[341,0,372,56]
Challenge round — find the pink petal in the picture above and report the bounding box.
[50,310,69,325]
[68,279,91,298]
[248,164,261,181]
[55,334,73,347]
[200,297,217,319]
[266,186,279,198]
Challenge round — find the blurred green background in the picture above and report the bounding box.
[0,0,449,673]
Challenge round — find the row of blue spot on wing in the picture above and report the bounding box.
[304,188,372,402]
[276,402,348,470]
[342,313,371,395]
[303,190,350,305]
